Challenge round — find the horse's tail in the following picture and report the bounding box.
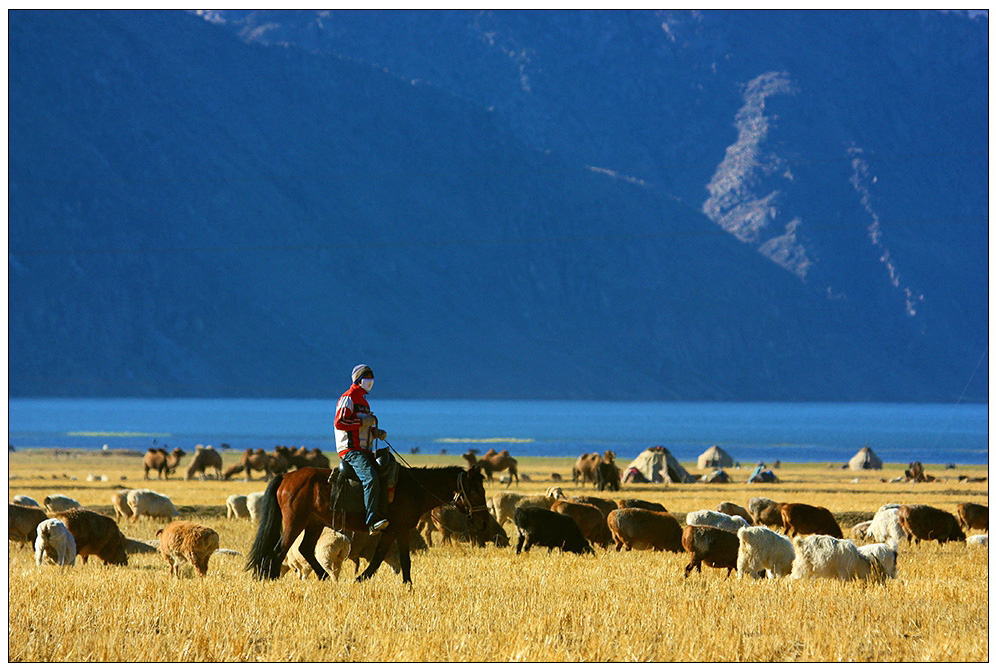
[245,473,286,580]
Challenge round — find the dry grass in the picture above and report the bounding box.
[7,451,989,662]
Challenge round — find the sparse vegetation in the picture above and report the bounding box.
[8,451,988,662]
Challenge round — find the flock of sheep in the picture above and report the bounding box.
[8,472,990,586]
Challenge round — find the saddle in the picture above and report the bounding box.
[329,449,400,517]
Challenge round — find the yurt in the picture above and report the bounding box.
[848,446,883,470]
[697,445,735,470]
[623,446,695,484]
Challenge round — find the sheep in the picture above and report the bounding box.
[489,491,558,527]
[110,489,134,522]
[736,526,795,579]
[156,521,220,577]
[126,489,179,523]
[866,507,905,545]
[12,495,41,508]
[748,497,784,528]
[606,508,683,552]
[717,502,754,525]
[682,525,740,577]
[282,527,352,580]
[246,491,267,523]
[226,494,251,520]
[545,487,566,500]
[43,495,81,513]
[850,521,873,541]
[52,509,128,566]
[967,534,987,548]
[34,518,77,567]
[685,509,750,533]
[9,503,50,546]
[791,534,898,582]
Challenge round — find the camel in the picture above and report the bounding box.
[223,448,287,482]
[143,447,186,480]
[185,444,224,480]
[463,448,519,486]
[573,450,616,487]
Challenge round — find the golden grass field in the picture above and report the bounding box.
[7,450,989,662]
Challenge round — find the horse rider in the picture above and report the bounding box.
[334,364,390,533]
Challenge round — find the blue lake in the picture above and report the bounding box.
[6,398,989,466]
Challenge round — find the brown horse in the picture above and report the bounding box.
[245,463,488,585]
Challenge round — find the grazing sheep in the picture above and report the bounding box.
[34,518,77,567]
[246,491,267,523]
[156,521,220,577]
[126,489,179,523]
[110,490,134,522]
[748,497,784,528]
[967,534,987,548]
[898,505,966,545]
[226,494,251,520]
[617,499,668,512]
[682,525,740,578]
[685,509,750,533]
[791,534,897,582]
[43,495,81,513]
[282,527,351,580]
[9,503,50,546]
[780,503,843,538]
[850,521,873,541]
[606,508,683,552]
[490,492,559,527]
[568,495,618,518]
[736,526,795,579]
[52,509,128,566]
[867,507,905,545]
[717,502,754,525]
[957,503,988,532]
[12,495,41,508]
[418,505,509,547]
[514,506,594,555]
[551,500,613,549]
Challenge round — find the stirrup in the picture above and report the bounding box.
[369,518,389,533]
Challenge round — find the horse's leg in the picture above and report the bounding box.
[298,522,330,581]
[357,531,396,582]
[396,533,413,585]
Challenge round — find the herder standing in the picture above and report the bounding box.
[334,364,390,533]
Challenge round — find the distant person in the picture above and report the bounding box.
[334,364,389,533]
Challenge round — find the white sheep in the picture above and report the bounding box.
[111,490,134,522]
[126,489,179,522]
[850,521,872,541]
[685,509,750,533]
[736,525,795,579]
[246,491,267,523]
[43,495,81,513]
[226,494,251,520]
[967,534,987,548]
[489,492,559,527]
[34,518,77,567]
[13,495,41,508]
[866,507,905,545]
[282,527,351,580]
[791,534,898,582]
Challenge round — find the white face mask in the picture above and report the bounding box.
[359,378,374,392]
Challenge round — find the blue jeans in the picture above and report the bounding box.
[341,449,382,526]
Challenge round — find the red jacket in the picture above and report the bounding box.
[334,384,376,457]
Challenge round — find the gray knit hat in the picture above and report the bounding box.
[351,364,374,383]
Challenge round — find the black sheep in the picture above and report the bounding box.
[514,506,594,555]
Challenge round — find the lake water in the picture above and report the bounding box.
[6,398,989,466]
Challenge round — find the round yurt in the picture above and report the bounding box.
[623,446,695,484]
[697,445,735,470]
[848,446,883,470]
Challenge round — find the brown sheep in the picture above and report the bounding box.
[110,489,133,522]
[618,499,668,513]
[9,503,50,546]
[716,501,754,525]
[418,505,509,547]
[551,500,613,549]
[185,445,224,480]
[748,497,784,528]
[898,505,966,545]
[156,521,220,577]
[569,495,617,518]
[780,503,843,538]
[53,509,128,566]
[957,503,988,532]
[143,447,186,480]
[681,525,740,578]
[606,508,683,552]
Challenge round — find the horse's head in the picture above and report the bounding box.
[455,464,489,534]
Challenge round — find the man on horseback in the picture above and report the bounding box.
[334,364,390,533]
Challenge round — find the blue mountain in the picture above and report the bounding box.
[8,10,988,401]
